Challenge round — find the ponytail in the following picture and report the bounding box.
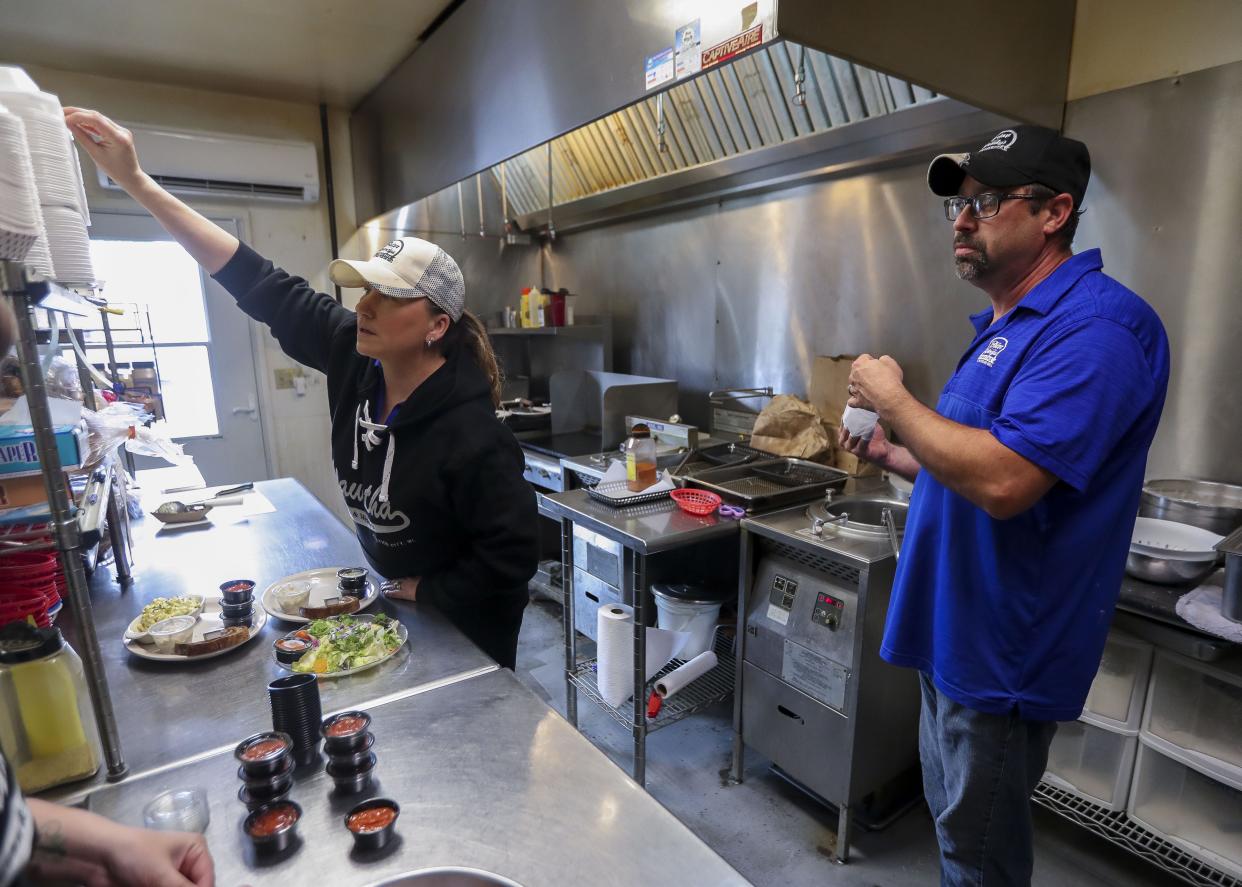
[434,307,504,408]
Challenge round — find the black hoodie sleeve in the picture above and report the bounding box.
[419,437,538,612]
[211,241,354,375]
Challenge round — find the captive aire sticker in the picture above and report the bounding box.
[701,24,763,70]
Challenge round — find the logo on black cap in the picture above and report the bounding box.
[980,130,1018,153]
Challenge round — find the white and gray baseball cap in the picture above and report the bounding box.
[329,237,465,321]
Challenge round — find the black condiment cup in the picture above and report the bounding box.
[220,599,254,618]
[321,711,373,752]
[344,798,400,851]
[222,614,254,629]
[326,732,375,770]
[219,579,256,605]
[273,637,311,665]
[238,783,290,811]
[337,567,368,596]
[240,772,293,804]
[327,753,376,794]
[236,753,294,794]
[244,800,301,853]
[234,731,293,778]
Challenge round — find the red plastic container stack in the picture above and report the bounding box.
[0,549,61,627]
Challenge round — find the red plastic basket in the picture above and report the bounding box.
[670,488,723,516]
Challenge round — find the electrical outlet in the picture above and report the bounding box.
[274,368,304,390]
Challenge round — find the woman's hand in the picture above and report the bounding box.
[105,828,215,887]
[26,798,214,886]
[62,107,145,192]
[382,577,420,601]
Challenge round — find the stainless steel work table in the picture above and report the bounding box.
[52,478,497,798]
[537,489,739,787]
[80,667,751,887]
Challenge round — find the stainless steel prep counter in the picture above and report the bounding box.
[538,489,740,786]
[51,478,497,798]
[81,667,751,887]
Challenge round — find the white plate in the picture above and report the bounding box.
[124,594,206,642]
[272,614,407,678]
[260,567,379,623]
[1131,516,1223,559]
[124,598,266,662]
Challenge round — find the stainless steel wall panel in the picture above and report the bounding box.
[1065,62,1242,483]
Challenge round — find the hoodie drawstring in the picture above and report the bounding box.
[353,400,397,503]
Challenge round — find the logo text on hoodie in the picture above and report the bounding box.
[339,479,412,534]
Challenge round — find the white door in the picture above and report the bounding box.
[78,212,270,484]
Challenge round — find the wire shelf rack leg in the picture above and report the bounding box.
[12,287,127,780]
[561,517,578,728]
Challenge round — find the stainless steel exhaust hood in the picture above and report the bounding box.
[352,0,1074,223]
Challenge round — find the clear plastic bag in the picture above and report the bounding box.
[80,402,187,469]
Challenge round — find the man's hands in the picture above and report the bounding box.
[847,354,909,415]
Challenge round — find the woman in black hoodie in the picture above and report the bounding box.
[65,108,538,668]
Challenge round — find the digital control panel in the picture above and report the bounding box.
[812,591,845,630]
[769,575,798,610]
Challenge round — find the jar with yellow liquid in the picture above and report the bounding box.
[0,623,101,793]
[623,423,657,492]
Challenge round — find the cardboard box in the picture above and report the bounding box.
[808,354,858,423]
[0,473,59,508]
[809,356,885,477]
[0,423,87,477]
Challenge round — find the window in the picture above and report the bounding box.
[83,240,220,439]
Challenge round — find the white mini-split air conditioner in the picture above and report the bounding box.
[97,124,320,203]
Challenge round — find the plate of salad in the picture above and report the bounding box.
[274,614,407,677]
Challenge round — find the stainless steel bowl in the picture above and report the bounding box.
[1125,548,1218,586]
[1141,479,1242,536]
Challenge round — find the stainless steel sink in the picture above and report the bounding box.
[807,495,908,536]
[368,869,525,887]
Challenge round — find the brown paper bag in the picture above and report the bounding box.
[749,395,833,462]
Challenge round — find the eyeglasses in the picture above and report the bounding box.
[943,192,1039,221]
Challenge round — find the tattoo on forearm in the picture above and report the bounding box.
[35,819,67,857]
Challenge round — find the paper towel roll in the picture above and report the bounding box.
[595,604,691,708]
[655,651,718,700]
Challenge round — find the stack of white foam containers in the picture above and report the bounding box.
[0,65,94,287]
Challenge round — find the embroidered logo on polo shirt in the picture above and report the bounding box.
[375,240,404,263]
[980,130,1017,152]
[977,337,1008,368]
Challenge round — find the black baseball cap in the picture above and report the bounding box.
[927,125,1091,209]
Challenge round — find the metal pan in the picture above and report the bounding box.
[683,458,848,512]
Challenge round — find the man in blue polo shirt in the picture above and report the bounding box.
[840,125,1169,885]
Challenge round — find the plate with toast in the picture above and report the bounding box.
[123,597,268,662]
[259,567,380,624]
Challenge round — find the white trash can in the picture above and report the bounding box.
[651,584,726,659]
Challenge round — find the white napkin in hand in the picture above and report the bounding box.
[842,405,879,441]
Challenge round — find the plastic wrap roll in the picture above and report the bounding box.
[655,650,718,700]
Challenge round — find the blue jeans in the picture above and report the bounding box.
[919,672,1059,886]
